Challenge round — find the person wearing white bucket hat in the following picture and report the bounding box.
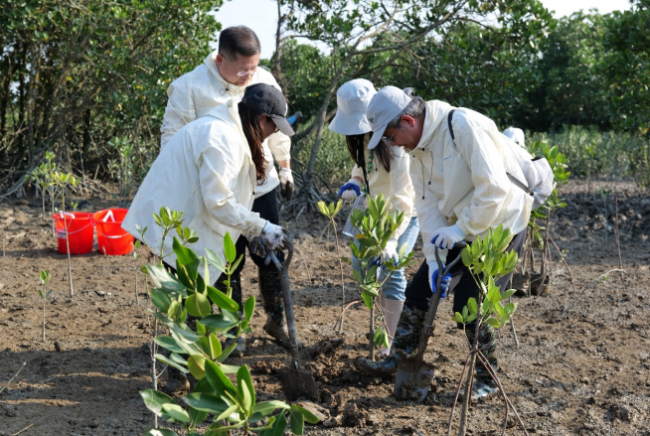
[328,79,419,355]
[355,85,532,400]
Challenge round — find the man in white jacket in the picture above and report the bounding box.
[159,27,295,355]
[356,86,532,399]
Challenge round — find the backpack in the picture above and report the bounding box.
[447,109,554,210]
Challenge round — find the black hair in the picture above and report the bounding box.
[345,133,393,193]
[238,102,267,183]
[218,26,261,59]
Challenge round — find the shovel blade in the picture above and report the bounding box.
[279,364,320,402]
[394,361,434,403]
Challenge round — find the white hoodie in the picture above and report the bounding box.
[160,50,291,197]
[123,100,267,280]
[409,100,532,263]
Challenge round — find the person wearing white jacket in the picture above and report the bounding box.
[123,84,295,362]
[328,79,419,354]
[160,26,293,204]
[356,86,532,399]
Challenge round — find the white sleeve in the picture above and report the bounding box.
[454,118,511,236]
[388,150,414,240]
[160,77,197,149]
[199,145,267,237]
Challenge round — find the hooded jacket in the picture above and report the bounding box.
[350,137,416,240]
[409,100,532,263]
[123,100,267,280]
[160,50,290,198]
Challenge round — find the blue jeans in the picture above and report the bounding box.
[352,216,420,301]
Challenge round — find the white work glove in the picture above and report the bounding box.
[337,178,362,202]
[278,168,294,201]
[380,239,399,266]
[431,224,465,250]
[261,222,289,251]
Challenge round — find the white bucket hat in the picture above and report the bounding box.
[366,86,412,149]
[328,79,377,135]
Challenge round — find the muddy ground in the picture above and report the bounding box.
[1,179,649,436]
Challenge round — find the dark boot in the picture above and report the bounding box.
[258,265,293,349]
[465,323,498,398]
[354,302,426,378]
[216,276,246,357]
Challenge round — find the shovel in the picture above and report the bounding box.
[394,242,466,402]
[266,240,320,401]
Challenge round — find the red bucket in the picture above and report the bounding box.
[92,208,134,255]
[52,212,94,255]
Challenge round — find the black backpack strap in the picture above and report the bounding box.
[447,109,456,145]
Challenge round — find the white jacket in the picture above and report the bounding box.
[160,50,291,197]
[350,139,416,240]
[123,100,267,280]
[409,100,532,263]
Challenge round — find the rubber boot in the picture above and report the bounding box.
[379,294,405,356]
[258,265,293,349]
[465,323,498,399]
[216,276,246,358]
[354,302,426,378]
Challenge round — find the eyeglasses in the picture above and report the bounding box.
[236,67,257,78]
[382,131,396,145]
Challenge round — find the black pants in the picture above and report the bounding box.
[405,228,527,328]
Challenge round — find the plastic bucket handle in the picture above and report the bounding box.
[103,210,115,223]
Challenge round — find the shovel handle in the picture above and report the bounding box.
[413,242,467,363]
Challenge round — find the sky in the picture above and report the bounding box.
[213,0,633,60]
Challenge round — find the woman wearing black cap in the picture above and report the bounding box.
[123,83,295,359]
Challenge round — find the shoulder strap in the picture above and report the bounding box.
[447,109,456,145]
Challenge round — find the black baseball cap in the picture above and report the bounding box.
[241,83,295,136]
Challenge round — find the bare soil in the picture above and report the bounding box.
[1,180,649,436]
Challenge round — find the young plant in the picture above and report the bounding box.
[28,151,59,233]
[140,231,319,435]
[448,225,526,436]
[317,199,347,331]
[523,140,571,296]
[108,136,137,207]
[341,193,414,360]
[53,171,79,297]
[37,270,53,342]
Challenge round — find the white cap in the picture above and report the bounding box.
[366,86,412,149]
[329,79,377,135]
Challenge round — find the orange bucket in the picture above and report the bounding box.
[92,208,134,255]
[52,212,94,255]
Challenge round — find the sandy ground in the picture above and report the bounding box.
[1,179,649,436]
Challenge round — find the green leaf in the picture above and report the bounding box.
[452,312,464,324]
[361,292,373,309]
[290,409,305,435]
[143,429,178,436]
[224,232,237,264]
[154,336,185,354]
[267,412,288,436]
[140,390,175,417]
[501,289,516,300]
[188,355,206,380]
[467,297,478,314]
[207,286,240,313]
[146,264,187,295]
[204,248,226,273]
[292,403,320,424]
[236,365,255,416]
[173,237,200,279]
[317,201,328,217]
[253,400,290,417]
[214,404,240,422]
[244,296,255,323]
[162,404,191,423]
[199,314,239,331]
[204,359,237,395]
[185,292,212,318]
[487,318,501,328]
[154,354,190,374]
[182,393,229,414]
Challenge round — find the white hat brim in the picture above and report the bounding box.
[329,111,372,135]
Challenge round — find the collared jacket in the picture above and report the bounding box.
[160,49,290,197]
[409,100,532,263]
[350,137,416,241]
[123,100,267,280]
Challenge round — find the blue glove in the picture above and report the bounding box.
[337,180,361,200]
[428,260,452,298]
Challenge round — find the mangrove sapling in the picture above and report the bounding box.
[28,152,59,232]
[447,225,526,436]
[140,232,319,436]
[317,199,347,332]
[37,270,53,342]
[54,172,79,297]
[522,141,570,296]
[341,194,415,360]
